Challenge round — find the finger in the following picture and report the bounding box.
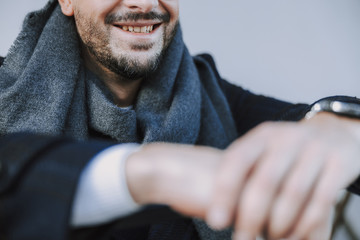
[232,231,257,240]
[233,154,293,237]
[290,159,340,239]
[207,125,269,229]
[307,208,333,240]
[207,122,285,229]
[267,141,326,239]
[235,129,305,237]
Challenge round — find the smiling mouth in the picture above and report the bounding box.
[114,24,161,33]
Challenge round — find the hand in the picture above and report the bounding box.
[125,143,221,218]
[207,112,360,239]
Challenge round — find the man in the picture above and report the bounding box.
[0,0,360,239]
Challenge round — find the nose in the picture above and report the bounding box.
[122,0,159,13]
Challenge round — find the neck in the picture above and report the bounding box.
[82,47,142,108]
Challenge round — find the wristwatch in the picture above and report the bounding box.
[305,98,360,120]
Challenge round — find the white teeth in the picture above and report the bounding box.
[121,25,155,33]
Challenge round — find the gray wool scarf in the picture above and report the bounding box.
[0,1,237,239]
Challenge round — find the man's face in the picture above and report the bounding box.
[59,0,179,80]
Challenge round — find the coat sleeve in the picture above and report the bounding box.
[0,133,114,240]
[0,133,186,240]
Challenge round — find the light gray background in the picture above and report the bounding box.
[1,0,360,103]
[0,1,360,238]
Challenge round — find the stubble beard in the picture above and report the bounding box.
[75,10,178,81]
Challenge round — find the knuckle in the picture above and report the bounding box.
[222,149,242,165]
[256,121,277,134]
[309,209,326,226]
[246,176,277,201]
[285,183,307,202]
[253,173,279,193]
[316,191,336,207]
[307,140,324,152]
[297,208,325,236]
[223,150,257,172]
[216,176,237,194]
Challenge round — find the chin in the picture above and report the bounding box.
[123,49,161,63]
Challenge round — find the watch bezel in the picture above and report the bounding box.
[305,99,360,120]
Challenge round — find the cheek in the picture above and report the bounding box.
[93,0,121,20]
[74,11,107,48]
[74,0,120,25]
[160,0,179,21]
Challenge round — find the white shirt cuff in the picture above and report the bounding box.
[71,143,142,227]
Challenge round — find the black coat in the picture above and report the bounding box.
[0,55,359,239]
